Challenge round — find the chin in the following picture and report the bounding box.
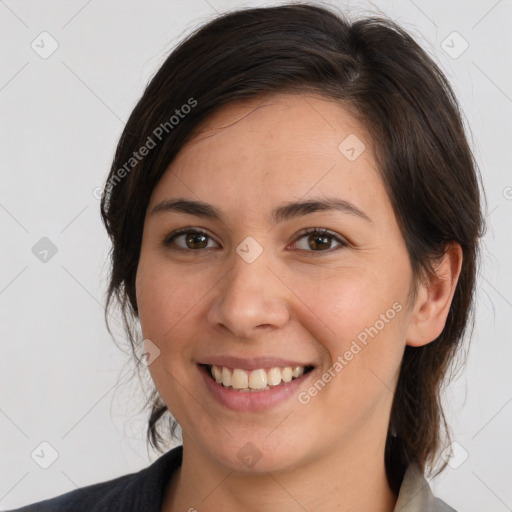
[196,433,311,475]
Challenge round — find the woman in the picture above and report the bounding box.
[10,3,483,511]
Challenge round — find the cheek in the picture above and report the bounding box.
[293,278,406,430]
[136,257,207,343]
[135,260,207,416]
[294,263,407,334]
[288,264,409,390]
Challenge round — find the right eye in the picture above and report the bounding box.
[163,228,221,251]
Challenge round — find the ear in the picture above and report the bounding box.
[406,242,463,347]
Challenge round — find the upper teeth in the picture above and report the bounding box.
[210,365,305,391]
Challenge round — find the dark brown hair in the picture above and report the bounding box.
[100,3,484,492]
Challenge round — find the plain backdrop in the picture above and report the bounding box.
[1,0,511,510]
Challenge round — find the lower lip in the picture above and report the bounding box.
[198,365,313,412]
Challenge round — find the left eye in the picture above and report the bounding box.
[290,228,346,252]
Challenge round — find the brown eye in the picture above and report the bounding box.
[164,229,219,251]
[184,232,209,249]
[291,228,347,253]
[307,233,332,250]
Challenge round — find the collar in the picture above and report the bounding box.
[394,463,456,511]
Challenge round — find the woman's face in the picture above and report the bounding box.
[136,93,416,473]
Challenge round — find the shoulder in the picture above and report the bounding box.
[5,445,183,512]
[5,472,136,512]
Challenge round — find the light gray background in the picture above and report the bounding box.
[1,0,511,510]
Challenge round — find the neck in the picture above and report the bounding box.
[162,431,398,512]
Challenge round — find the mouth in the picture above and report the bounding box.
[200,363,315,392]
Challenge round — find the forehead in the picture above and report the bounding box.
[185,93,370,166]
[150,93,392,226]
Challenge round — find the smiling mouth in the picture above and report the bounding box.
[202,364,315,392]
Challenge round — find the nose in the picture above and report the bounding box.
[206,250,291,340]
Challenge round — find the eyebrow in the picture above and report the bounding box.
[150,196,371,224]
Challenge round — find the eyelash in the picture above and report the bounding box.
[162,227,348,255]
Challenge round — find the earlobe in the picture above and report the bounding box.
[406,243,463,348]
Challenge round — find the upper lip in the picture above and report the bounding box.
[197,355,315,371]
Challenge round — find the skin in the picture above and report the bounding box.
[135,93,462,512]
